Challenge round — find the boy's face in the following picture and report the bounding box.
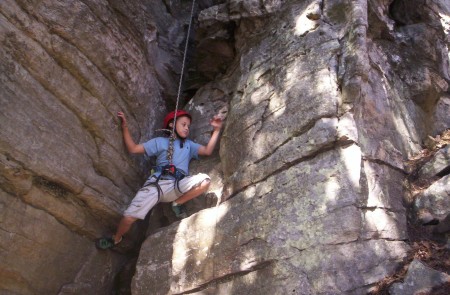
[171,116,191,139]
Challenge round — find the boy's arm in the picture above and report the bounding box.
[198,115,223,156]
[117,112,145,154]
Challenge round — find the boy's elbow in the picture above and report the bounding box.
[128,145,145,154]
[198,147,213,156]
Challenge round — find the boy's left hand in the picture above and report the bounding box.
[210,115,223,131]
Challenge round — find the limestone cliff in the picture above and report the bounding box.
[0,0,449,294]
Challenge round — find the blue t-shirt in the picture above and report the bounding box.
[143,137,200,175]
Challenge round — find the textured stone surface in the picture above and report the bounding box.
[0,188,125,295]
[390,259,450,295]
[433,96,450,135]
[133,147,409,294]
[414,174,450,221]
[0,0,190,293]
[132,0,449,294]
[418,145,450,179]
[2,0,450,293]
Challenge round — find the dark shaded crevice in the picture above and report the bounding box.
[422,219,440,226]
[290,245,307,253]
[250,97,273,142]
[161,0,173,15]
[174,260,276,295]
[388,0,426,27]
[436,165,450,177]
[323,238,359,247]
[33,176,72,200]
[110,213,154,293]
[239,237,267,247]
[363,157,406,174]
[330,50,343,92]
[360,237,409,243]
[358,205,406,215]
[258,0,266,14]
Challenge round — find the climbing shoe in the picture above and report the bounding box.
[95,236,122,250]
[172,203,188,219]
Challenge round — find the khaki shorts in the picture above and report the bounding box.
[123,173,210,220]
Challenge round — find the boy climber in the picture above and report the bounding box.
[96,110,222,250]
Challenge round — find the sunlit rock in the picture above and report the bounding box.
[134,0,449,293]
[418,145,450,179]
[414,175,450,222]
[2,0,450,293]
[390,259,450,295]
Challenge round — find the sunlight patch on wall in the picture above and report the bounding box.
[170,203,231,291]
[363,161,387,208]
[294,1,321,36]
[325,176,340,202]
[439,12,450,35]
[239,249,259,280]
[364,208,403,239]
[249,83,271,105]
[267,92,286,119]
[315,68,336,93]
[438,8,450,89]
[340,144,362,188]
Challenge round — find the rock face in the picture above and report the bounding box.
[0,0,191,294]
[389,259,450,295]
[1,0,449,294]
[133,0,450,294]
[410,133,450,238]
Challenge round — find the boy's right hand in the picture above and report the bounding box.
[117,111,128,127]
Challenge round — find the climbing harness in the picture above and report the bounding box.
[143,164,187,202]
[146,0,197,202]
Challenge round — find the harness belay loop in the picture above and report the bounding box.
[160,164,186,181]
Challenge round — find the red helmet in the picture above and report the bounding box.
[163,110,192,129]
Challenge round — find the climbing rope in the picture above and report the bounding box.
[167,0,197,164]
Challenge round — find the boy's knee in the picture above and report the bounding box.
[122,216,138,224]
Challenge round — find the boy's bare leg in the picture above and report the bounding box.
[175,179,211,204]
[114,216,137,243]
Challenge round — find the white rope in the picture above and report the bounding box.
[168,0,197,164]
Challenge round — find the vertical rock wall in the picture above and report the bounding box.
[133,0,449,294]
[0,0,190,294]
[1,0,448,294]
